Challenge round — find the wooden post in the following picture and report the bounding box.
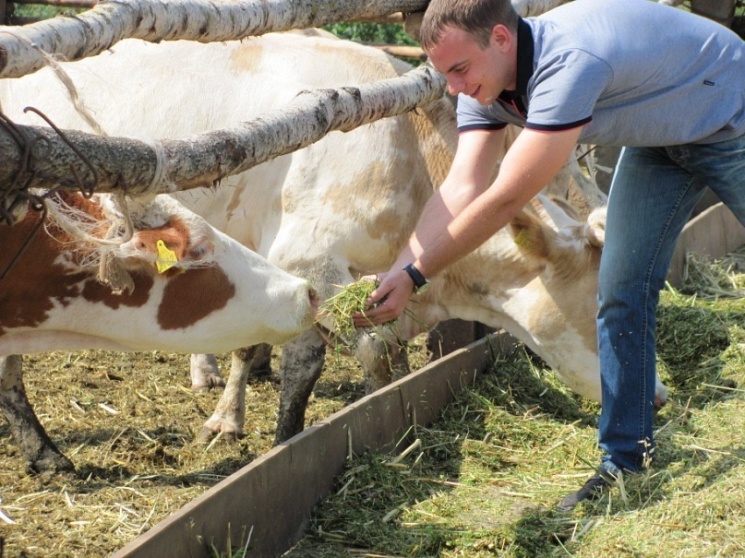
[426,319,494,361]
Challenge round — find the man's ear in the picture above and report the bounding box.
[491,24,512,50]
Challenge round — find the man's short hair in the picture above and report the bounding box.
[419,0,520,50]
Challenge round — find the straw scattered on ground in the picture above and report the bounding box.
[681,248,745,299]
[0,340,431,558]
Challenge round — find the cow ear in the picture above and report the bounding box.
[531,194,581,230]
[585,206,606,249]
[545,196,582,222]
[508,209,553,259]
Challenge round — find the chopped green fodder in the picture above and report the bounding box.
[318,279,426,351]
[319,279,380,340]
[284,252,745,558]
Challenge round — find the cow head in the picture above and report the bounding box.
[405,196,605,401]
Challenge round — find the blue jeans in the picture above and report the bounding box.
[597,133,745,474]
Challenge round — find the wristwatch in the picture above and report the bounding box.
[403,263,430,293]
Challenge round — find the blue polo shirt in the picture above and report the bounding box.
[456,0,745,146]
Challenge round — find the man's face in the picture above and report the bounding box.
[426,24,515,105]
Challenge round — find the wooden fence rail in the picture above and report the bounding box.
[2,0,409,25]
[1,1,427,58]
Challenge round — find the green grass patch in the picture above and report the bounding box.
[323,22,418,47]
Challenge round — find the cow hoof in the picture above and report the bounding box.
[248,367,274,380]
[25,452,75,477]
[191,375,226,391]
[195,427,241,444]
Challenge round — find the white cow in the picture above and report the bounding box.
[0,32,664,451]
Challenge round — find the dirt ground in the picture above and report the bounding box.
[0,342,430,557]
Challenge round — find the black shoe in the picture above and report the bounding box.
[558,470,616,511]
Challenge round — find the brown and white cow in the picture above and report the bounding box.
[0,32,664,453]
[0,189,316,472]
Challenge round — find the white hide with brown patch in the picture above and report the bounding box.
[0,192,316,355]
[0,33,663,448]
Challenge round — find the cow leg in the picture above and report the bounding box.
[0,355,75,475]
[246,343,273,378]
[274,330,326,444]
[189,354,225,390]
[196,345,267,443]
[354,331,410,393]
[190,344,273,392]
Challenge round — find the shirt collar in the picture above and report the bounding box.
[514,18,533,97]
[497,18,533,111]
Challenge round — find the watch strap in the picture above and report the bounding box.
[403,263,429,292]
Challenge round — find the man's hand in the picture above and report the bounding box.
[352,268,415,327]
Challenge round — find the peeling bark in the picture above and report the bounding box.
[0,64,446,199]
[0,0,429,79]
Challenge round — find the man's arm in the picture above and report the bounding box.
[355,125,584,326]
[393,127,510,271]
[352,127,507,326]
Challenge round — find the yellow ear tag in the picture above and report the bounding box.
[156,240,179,274]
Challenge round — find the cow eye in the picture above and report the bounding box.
[189,241,214,259]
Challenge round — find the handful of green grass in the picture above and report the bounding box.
[318,279,426,354]
[319,279,378,340]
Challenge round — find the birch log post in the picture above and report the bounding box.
[0,63,446,199]
[0,0,573,79]
[0,0,429,79]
